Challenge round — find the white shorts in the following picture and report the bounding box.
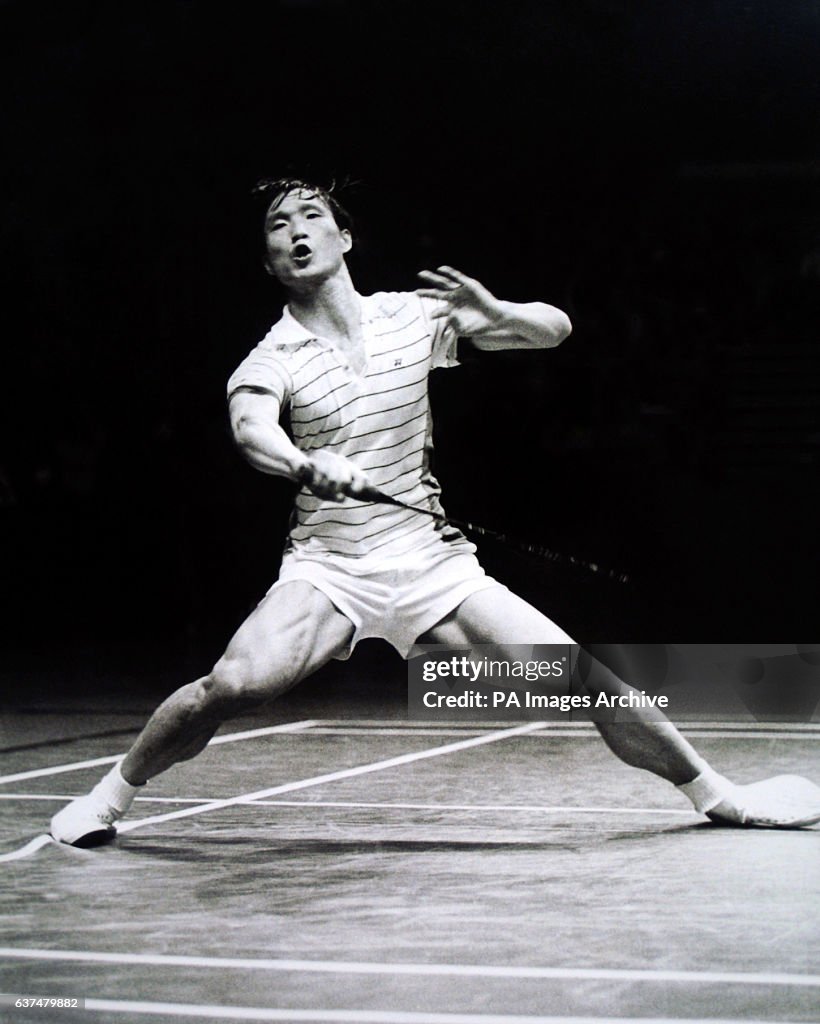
[269,539,507,659]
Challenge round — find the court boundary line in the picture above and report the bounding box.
[236,800,696,816]
[0,793,696,815]
[306,727,819,741]
[117,722,548,834]
[0,835,51,862]
[0,720,320,786]
[0,996,801,1024]
[2,946,818,988]
[310,719,820,732]
[0,722,543,860]
[1,718,813,790]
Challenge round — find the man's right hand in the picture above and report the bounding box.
[297,450,378,502]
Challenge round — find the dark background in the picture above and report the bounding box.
[2,0,819,699]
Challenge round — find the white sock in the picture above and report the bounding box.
[677,766,735,814]
[91,764,143,814]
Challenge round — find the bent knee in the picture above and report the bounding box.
[203,653,292,711]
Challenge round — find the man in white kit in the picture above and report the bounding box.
[50,179,820,845]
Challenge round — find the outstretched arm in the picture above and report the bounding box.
[416,265,571,350]
[229,390,374,501]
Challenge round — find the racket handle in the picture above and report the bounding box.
[295,461,392,504]
[352,482,398,504]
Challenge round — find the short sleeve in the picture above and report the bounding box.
[419,295,459,369]
[227,341,293,405]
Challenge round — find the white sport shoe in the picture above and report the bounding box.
[707,774,820,829]
[50,794,121,847]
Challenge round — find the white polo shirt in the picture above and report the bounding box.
[227,291,474,560]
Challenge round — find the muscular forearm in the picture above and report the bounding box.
[470,301,571,350]
[230,394,374,500]
[232,411,309,482]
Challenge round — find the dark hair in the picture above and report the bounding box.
[251,177,354,235]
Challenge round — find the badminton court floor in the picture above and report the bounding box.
[1,706,818,1024]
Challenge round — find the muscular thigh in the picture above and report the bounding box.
[421,586,575,651]
[215,581,354,700]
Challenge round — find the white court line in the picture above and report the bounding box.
[0,835,52,862]
[313,719,820,732]
[308,729,487,737]
[118,723,547,834]
[0,999,798,1024]
[0,794,695,815]
[309,727,820,741]
[208,722,319,746]
[0,720,319,786]
[240,800,694,816]
[1,719,813,789]
[4,946,819,988]
[0,726,809,788]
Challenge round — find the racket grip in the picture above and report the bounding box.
[297,464,393,505]
[354,482,396,503]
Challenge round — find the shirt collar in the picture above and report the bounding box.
[265,305,318,346]
[266,295,371,346]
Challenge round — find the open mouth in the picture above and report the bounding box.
[292,243,313,264]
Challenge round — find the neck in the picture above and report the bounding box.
[286,265,361,347]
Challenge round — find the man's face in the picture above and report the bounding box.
[264,189,352,289]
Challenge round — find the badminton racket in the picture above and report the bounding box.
[355,483,631,584]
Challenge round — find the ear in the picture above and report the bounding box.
[340,229,353,254]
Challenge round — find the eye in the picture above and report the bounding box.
[306,210,322,219]
[268,221,286,232]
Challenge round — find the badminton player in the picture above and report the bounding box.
[50,179,820,845]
